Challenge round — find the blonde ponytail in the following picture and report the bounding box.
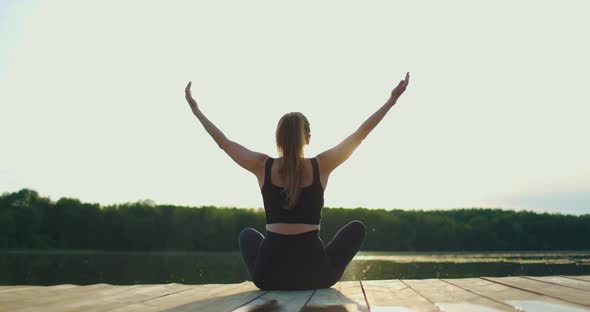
[275,112,310,209]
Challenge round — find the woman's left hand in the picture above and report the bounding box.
[185,81,199,113]
[390,72,410,102]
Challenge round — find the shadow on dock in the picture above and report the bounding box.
[165,287,359,312]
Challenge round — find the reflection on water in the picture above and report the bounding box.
[1,250,589,285]
[343,251,590,281]
[355,251,590,264]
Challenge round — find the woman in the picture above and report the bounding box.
[184,72,410,290]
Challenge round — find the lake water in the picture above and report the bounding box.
[2,250,589,285]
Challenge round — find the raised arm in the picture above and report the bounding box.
[184,82,268,175]
[317,72,410,174]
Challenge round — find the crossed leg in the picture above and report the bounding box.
[238,227,265,278]
[324,220,367,283]
[239,221,366,285]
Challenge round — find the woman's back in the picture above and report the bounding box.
[259,157,321,190]
[262,157,324,229]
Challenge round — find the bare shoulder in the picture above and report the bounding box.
[250,153,271,177]
[313,154,330,190]
[314,153,328,172]
[256,154,272,189]
[314,154,329,175]
[258,154,272,170]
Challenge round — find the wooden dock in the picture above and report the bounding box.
[2,275,590,311]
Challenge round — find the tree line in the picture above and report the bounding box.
[1,188,589,251]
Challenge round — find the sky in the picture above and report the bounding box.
[1,0,589,215]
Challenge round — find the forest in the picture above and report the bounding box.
[1,188,589,251]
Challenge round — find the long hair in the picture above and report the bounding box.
[275,112,310,209]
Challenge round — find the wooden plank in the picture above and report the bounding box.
[103,284,225,312]
[6,284,185,312]
[34,284,194,312]
[166,281,267,312]
[0,286,33,291]
[4,276,590,312]
[233,286,314,312]
[0,286,43,294]
[563,275,590,283]
[0,284,117,311]
[107,282,265,312]
[445,278,590,312]
[46,284,80,291]
[9,284,137,311]
[362,279,436,312]
[0,284,114,309]
[483,276,590,307]
[304,281,368,311]
[524,276,590,291]
[404,278,514,311]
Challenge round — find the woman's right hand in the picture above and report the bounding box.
[390,72,410,102]
[185,81,200,114]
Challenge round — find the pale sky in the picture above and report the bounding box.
[1,0,589,215]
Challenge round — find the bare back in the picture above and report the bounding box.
[257,157,329,192]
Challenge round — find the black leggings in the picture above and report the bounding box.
[238,220,367,290]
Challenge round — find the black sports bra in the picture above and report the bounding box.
[261,157,324,224]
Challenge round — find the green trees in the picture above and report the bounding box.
[1,188,588,251]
